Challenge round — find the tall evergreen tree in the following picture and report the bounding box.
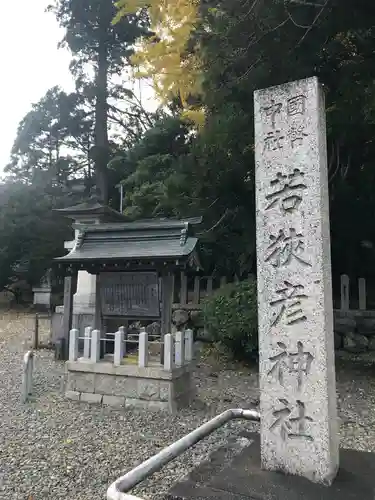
[6,87,95,186]
[49,0,149,202]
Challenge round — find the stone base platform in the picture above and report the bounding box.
[65,360,194,413]
[165,432,375,499]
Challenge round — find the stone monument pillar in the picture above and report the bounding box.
[254,77,339,484]
[74,271,96,310]
[63,237,96,313]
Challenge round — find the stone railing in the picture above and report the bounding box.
[68,327,194,369]
[65,327,195,412]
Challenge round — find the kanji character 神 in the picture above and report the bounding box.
[268,341,314,390]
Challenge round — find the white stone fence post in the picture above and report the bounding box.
[173,329,193,366]
[339,275,368,312]
[69,328,79,361]
[184,329,194,362]
[114,326,126,366]
[68,326,195,370]
[138,328,148,367]
[162,330,193,371]
[69,328,101,362]
[83,326,92,359]
[340,274,350,311]
[359,277,366,311]
[175,331,185,367]
[21,350,34,403]
[164,333,174,371]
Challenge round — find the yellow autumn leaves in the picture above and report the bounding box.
[114,0,205,125]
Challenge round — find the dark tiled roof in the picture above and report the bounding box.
[72,217,203,232]
[54,217,202,263]
[55,201,105,212]
[54,201,127,221]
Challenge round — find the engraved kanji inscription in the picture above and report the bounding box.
[268,342,289,386]
[287,95,307,117]
[265,228,311,268]
[290,341,314,389]
[265,169,307,214]
[268,341,314,390]
[270,399,313,442]
[263,130,284,152]
[270,281,308,327]
[262,100,282,128]
[288,124,308,148]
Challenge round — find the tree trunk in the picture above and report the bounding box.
[94,3,110,204]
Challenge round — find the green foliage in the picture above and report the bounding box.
[5,0,375,302]
[202,278,258,360]
[0,180,73,298]
[5,86,95,187]
[0,1,155,297]
[49,0,150,202]
[196,0,375,280]
[112,115,194,219]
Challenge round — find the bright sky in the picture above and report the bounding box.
[0,1,158,175]
[0,0,74,171]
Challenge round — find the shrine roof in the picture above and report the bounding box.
[54,217,202,263]
[54,201,127,222]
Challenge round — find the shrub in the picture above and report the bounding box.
[202,277,258,361]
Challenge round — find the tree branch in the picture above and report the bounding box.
[197,208,231,236]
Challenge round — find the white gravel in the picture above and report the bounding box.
[0,311,374,499]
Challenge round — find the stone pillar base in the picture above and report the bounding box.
[65,361,194,414]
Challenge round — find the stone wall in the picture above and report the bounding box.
[65,361,194,413]
[334,310,375,352]
[173,305,375,353]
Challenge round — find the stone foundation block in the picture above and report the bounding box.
[103,395,125,408]
[125,398,169,412]
[65,390,80,401]
[95,374,116,395]
[73,373,95,393]
[114,377,138,398]
[81,392,102,404]
[66,373,76,392]
[137,380,160,400]
[66,361,195,413]
[160,382,171,402]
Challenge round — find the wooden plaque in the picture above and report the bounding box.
[100,272,160,317]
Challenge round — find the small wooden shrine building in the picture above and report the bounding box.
[53,208,202,359]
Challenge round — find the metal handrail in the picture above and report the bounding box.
[107,408,260,500]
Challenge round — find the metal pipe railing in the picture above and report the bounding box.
[107,408,260,500]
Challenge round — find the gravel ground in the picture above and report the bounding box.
[0,311,375,499]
